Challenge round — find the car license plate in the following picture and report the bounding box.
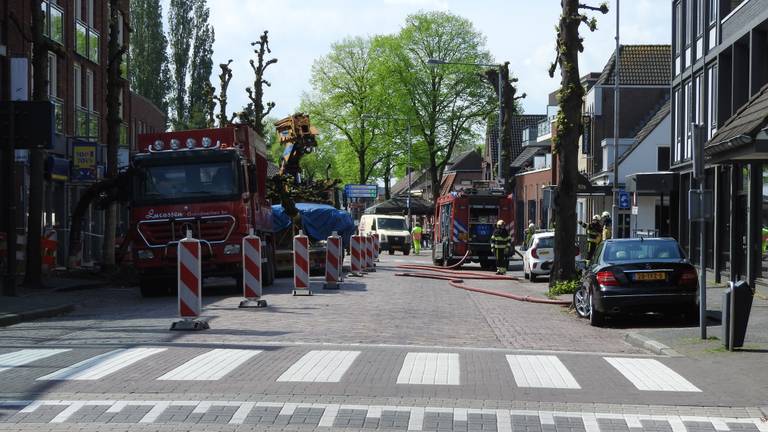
[634,272,666,281]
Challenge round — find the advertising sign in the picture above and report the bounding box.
[72,140,97,181]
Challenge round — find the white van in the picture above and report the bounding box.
[359,215,412,255]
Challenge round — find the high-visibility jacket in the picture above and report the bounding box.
[491,228,511,250]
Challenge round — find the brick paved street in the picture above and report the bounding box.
[0,254,766,431]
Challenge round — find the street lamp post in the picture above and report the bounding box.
[427,59,504,185]
[612,0,621,238]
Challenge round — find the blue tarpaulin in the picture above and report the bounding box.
[271,203,356,247]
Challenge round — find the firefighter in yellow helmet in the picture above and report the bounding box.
[601,211,612,241]
[578,214,603,262]
[490,219,511,275]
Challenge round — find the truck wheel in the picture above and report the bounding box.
[388,249,395,255]
[403,247,411,256]
[139,277,168,298]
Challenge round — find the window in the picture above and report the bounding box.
[47,52,57,98]
[695,74,703,126]
[684,82,692,159]
[120,124,128,147]
[696,0,704,37]
[73,63,82,108]
[74,0,99,64]
[75,67,99,139]
[708,0,717,24]
[685,0,692,46]
[708,65,718,137]
[674,89,681,162]
[658,147,671,171]
[85,69,94,111]
[42,1,64,45]
[675,2,683,55]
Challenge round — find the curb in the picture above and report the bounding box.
[52,281,109,292]
[624,332,682,357]
[0,304,76,327]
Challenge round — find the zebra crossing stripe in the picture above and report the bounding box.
[604,357,701,392]
[37,348,166,381]
[396,352,460,385]
[506,355,581,389]
[276,350,360,382]
[0,349,70,374]
[157,349,262,381]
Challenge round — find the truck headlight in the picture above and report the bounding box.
[405,235,412,244]
[224,244,241,255]
[137,250,154,260]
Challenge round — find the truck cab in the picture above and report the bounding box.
[131,126,275,296]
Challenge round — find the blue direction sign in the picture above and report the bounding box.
[618,190,631,209]
[344,184,378,199]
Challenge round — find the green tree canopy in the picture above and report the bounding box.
[168,0,193,129]
[129,0,170,119]
[187,0,215,129]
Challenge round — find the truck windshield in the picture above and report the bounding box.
[137,162,239,203]
[378,218,407,231]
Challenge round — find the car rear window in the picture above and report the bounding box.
[602,240,683,261]
[535,237,554,248]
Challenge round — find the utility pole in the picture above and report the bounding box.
[612,0,621,238]
[496,65,503,184]
[407,122,412,230]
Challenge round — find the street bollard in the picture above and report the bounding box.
[293,230,312,296]
[324,231,342,289]
[373,233,380,262]
[240,229,267,308]
[171,230,209,330]
[349,235,364,277]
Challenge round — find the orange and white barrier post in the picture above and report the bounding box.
[349,235,364,277]
[324,232,342,289]
[372,233,380,262]
[41,229,58,272]
[171,230,209,330]
[240,229,267,308]
[293,230,312,296]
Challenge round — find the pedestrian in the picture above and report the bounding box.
[578,215,603,262]
[524,220,535,247]
[601,211,612,241]
[411,222,423,255]
[490,219,511,275]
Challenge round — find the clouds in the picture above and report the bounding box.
[159,0,671,119]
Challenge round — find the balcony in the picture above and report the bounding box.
[722,0,767,42]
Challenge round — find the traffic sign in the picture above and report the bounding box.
[618,191,630,209]
[344,184,378,199]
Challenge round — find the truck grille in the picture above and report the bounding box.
[138,216,236,247]
[388,236,404,245]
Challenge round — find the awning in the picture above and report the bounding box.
[705,82,768,163]
[576,172,612,196]
[627,171,677,195]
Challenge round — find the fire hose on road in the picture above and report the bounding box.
[394,251,572,306]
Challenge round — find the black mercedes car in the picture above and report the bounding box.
[574,238,699,327]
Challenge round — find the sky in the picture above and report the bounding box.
[160,0,671,119]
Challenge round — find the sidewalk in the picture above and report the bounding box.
[637,282,768,355]
[0,274,108,327]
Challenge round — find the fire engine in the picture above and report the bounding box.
[131,125,274,297]
[432,185,515,269]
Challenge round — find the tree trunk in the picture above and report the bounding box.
[24,0,48,288]
[357,150,366,184]
[383,156,392,200]
[428,150,440,203]
[550,0,583,286]
[102,0,123,272]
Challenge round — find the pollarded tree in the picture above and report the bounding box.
[238,31,277,136]
[548,0,608,285]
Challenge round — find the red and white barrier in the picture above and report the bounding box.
[365,235,375,272]
[324,232,342,289]
[41,229,57,272]
[240,230,267,308]
[293,230,312,296]
[171,231,208,330]
[349,235,364,276]
[372,233,380,262]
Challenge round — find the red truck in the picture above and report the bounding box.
[432,187,515,269]
[131,126,275,297]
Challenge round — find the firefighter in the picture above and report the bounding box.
[578,215,603,262]
[411,222,423,255]
[524,220,535,247]
[491,219,511,275]
[601,211,612,241]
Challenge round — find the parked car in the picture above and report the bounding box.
[358,214,412,255]
[574,238,699,327]
[522,231,584,282]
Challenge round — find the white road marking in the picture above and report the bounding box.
[506,355,581,389]
[408,407,425,431]
[0,349,71,374]
[396,352,460,385]
[318,404,339,427]
[49,402,85,423]
[139,402,170,423]
[37,348,166,381]
[276,350,360,383]
[229,402,255,424]
[604,357,701,392]
[156,349,261,381]
[497,409,513,432]
[582,413,601,432]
